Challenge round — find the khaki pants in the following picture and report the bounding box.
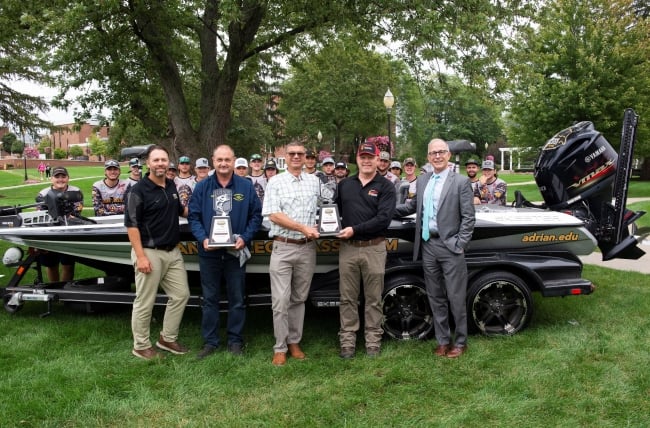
[269,240,316,353]
[131,248,190,351]
[338,241,386,349]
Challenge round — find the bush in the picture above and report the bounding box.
[53,148,67,159]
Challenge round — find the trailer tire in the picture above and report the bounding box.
[467,271,533,336]
[382,274,434,340]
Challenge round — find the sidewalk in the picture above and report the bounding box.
[579,240,650,274]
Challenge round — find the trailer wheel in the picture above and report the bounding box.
[467,271,533,336]
[382,274,434,340]
[3,294,22,314]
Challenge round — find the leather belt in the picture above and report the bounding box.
[346,237,385,247]
[273,236,313,245]
[145,245,177,252]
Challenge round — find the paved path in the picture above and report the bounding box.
[579,240,650,273]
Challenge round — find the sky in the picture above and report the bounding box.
[10,79,81,126]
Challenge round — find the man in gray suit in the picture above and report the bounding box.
[394,138,475,358]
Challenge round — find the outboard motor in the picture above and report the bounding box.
[534,109,645,260]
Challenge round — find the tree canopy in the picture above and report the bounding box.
[18,0,527,158]
[507,0,650,156]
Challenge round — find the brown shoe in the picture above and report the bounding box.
[155,335,189,355]
[272,352,287,366]
[433,344,450,357]
[132,347,164,360]
[287,343,305,360]
[446,345,467,359]
[366,346,381,357]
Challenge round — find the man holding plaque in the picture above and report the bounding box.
[335,142,396,359]
[188,145,262,359]
[262,141,321,366]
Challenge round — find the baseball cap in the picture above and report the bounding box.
[168,162,177,171]
[390,161,402,170]
[52,166,68,177]
[104,160,120,169]
[264,159,277,170]
[403,157,416,166]
[357,143,379,157]
[235,158,248,168]
[322,157,335,165]
[305,149,316,158]
[379,151,390,161]
[179,156,191,164]
[129,158,140,167]
[195,157,210,168]
[465,158,480,166]
[335,161,347,169]
[482,160,495,170]
[250,154,262,161]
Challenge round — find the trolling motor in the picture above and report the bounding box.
[0,190,89,228]
[517,109,645,260]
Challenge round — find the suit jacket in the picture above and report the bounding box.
[394,169,475,261]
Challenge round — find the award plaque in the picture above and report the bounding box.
[207,189,236,248]
[317,180,342,236]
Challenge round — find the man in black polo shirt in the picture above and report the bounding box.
[125,145,190,361]
[335,142,396,359]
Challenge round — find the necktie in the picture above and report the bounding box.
[422,175,439,241]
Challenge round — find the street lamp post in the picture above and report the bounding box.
[23,154,28,181]
[383,89,395,151]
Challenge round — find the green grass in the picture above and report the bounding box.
[1,168,650,426]
[0,265,649,426]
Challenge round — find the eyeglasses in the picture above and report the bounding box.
[428,150,449,157]
[287,152,306,157]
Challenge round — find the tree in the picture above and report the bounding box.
[0,1,54,132]
[69,146,83,158]
[88,134,107,161]
[280,38,398,157]
[507,0,650,159]
[422,74,503,153]
[35,1,527,159]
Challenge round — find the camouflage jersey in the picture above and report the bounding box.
[92,178,128,216]
[248,173,267,201]
[474,177,507,206]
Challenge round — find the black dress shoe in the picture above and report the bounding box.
[197,345,217,360]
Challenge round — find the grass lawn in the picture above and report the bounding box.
[0,265,649,426]
[1,166,650,426]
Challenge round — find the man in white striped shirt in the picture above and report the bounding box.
[262,141,321,366]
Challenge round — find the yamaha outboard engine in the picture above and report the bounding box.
[534,109,645,260]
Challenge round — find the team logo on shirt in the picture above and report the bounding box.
[233,193,244,201]
[368,189,379,197]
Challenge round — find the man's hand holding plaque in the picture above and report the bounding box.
[317,180,342,236]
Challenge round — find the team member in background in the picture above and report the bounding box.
[320,157,337,184]
[390,161,402,179]
[474,160,507,206]
[402,157,418,204]
[334,161,349,183]
[36,166,84,282]
[189,145,262,359]
[248,154,266,200]
[166,162,178,181]
[395,138,475,359]
[194,157,210,185]
[175,155,195,190]
[125,158,142,190]
[377,151,400,188]
[465,159,480,194]
[303,150,323,180]
[234,158,248,177]
[336,142,396,359]
[262,141,321,366]
[125,145,190,361]
[264,159,278,181]
[92,159,128,216]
